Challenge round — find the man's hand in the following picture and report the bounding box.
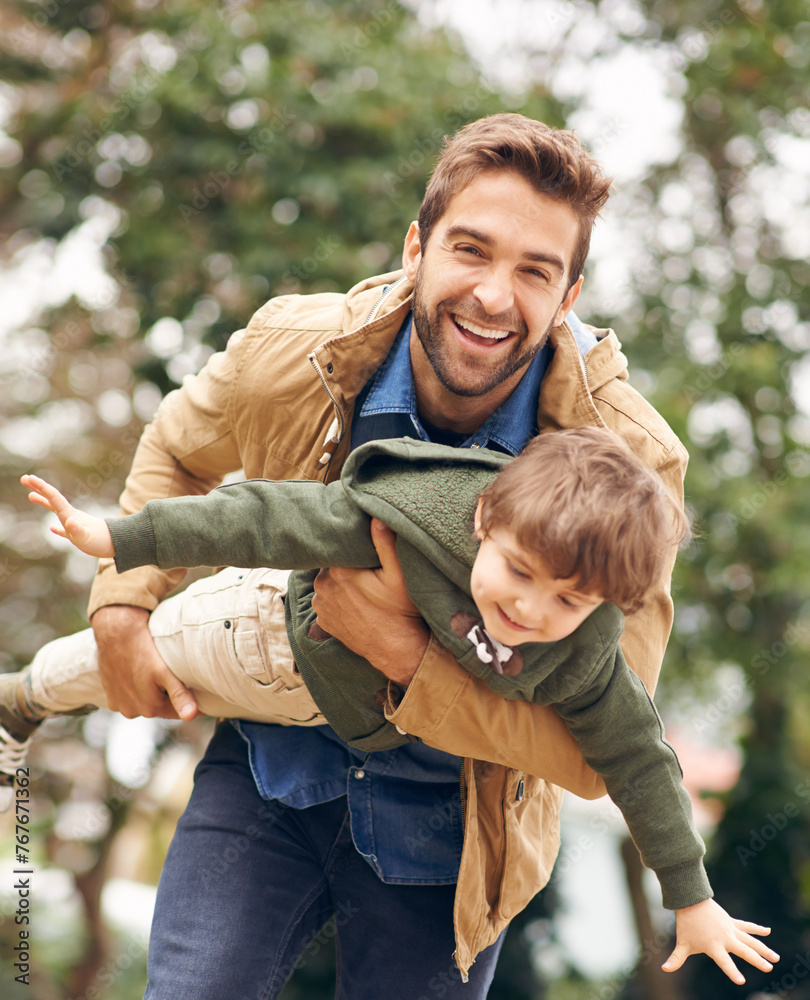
[91,605,199,721]
[663,898,779,984]
[22,474,115,558]
[311,518,430,685]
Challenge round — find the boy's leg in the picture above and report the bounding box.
[148,566,323,725]
[1,565,321,807]
[0,628,104,808]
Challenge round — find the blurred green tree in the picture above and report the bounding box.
[574,1,810,995]
[0,1,566,997]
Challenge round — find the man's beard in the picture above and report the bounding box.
[411,271,556,399]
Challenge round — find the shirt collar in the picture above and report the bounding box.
[357,312,552,457]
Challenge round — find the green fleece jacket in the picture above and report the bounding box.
[108,437,710,911]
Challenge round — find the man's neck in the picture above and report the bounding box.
[412,364,527,436]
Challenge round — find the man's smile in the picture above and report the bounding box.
[450,313,518,352]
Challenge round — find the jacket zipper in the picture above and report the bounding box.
[307,274,410,480]
[577,347,590,391]
[307,352,343,481]
[363,273,408,325]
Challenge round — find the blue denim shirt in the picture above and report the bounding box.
[237,308,594,884]
[351,314,548,454]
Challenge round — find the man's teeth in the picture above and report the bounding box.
[454,316,511,340]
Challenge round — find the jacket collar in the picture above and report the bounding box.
[315,269,629,433]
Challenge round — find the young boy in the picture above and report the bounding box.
[2,428,778,983]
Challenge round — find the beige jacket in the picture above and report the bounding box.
[89,271,687,979]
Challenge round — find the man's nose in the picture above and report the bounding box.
[474,266,515,315]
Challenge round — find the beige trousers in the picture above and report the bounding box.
[27,567,324,726]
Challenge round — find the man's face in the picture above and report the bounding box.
[403,170,582,402]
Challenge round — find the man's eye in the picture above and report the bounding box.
[459,245,482,256]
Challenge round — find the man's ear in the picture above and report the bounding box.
[402,221,422,280]
[554,274,583,327]
[473,498,484,539]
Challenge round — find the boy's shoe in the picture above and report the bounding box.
[0,673,43,812]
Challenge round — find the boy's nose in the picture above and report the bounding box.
[515,596,546,628]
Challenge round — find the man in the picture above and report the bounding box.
[88,114,687,998]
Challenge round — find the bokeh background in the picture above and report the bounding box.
[1,0,809,997]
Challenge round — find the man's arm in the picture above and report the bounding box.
[88,329,251,718]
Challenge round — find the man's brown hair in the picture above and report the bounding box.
[418,114,613,291]
[477,427,690,613]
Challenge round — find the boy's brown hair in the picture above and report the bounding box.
[477,427,690,613]
[418,114,613,290]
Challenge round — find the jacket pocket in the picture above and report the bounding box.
[496,773,562,923]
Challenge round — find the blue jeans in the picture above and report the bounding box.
[145,722,505,999]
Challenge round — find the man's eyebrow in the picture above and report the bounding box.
[444,225,566,276]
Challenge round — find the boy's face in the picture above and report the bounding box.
[470,519,604,646]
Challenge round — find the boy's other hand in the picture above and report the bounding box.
[22,474,115,558]
[663,898,779,984]
[91,605,199,720]
[312,518,429,685]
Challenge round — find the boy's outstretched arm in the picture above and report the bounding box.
[664,898,779,984]
[22,475,114,558]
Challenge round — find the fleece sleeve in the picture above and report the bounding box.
[107,478,379,574]
[554,644,711,910]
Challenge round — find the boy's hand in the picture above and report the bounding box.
[21,474,115,558]
[663,898,779,984]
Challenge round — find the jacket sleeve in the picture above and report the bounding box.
[87,325,252,617]
[553,644,711,910]
[108,479,379,574]
[385,636,606,798]
[385,439,688,801]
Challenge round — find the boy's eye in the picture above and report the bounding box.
[558,595,578,609]
[507,562,529,580]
